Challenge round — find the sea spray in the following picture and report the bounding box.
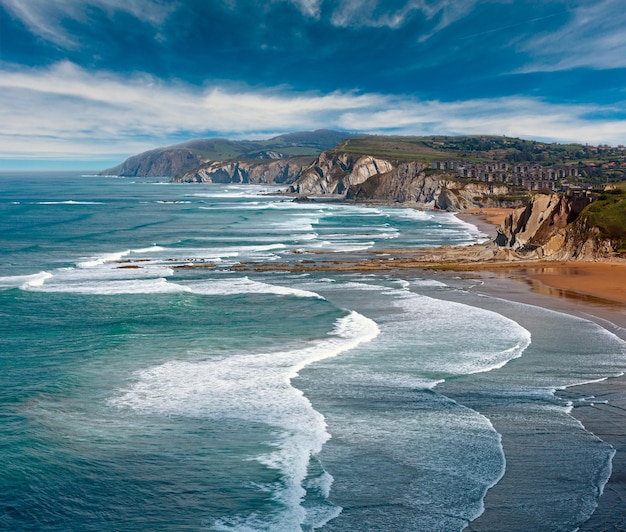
[112,310,379,530]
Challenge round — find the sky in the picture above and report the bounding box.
[1,0,625,170]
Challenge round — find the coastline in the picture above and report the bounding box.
[309,206,626,529]
[126,201,626,527]
[451,209,626,530]
[451,202,626,321]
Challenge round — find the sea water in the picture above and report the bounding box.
[0,172,624,530]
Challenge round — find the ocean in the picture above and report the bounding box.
[1,172,624,531]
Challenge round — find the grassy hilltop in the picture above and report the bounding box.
[336,135,625,165]
[581,182,626,252]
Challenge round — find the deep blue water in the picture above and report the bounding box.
[0,172,624,530]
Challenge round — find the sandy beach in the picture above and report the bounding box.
[323,208,626,529]
[453,211,626,530]
[227,206,626,528]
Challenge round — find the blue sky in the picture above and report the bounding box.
[1,0,625,169]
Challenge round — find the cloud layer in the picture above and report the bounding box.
[0,0,624,165]
[1,62,624,161]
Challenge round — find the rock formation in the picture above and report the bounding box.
[347,162,518,209]
[174,159,305,184]
[101,149,205,178]
[288,152,394,195]
[99,130,352,179]
[495,193,616,259]
[289,152,526,209]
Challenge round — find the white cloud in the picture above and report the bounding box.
[520,0,626,71]
[0,0,173,47]
[339,96,626,145]
[1,62,624,161]
[281,0,322,18]
[328,0,477,32]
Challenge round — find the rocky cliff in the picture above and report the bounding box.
[288,152,525,209]
[287,152,394,195]
[100,130,352,178]
[346,161,519,209]
[101,148,206,177]
[173,159,306,184]
[495,193,616,259]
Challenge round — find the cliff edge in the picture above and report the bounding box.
[288,151,528,210]
[495,192,622,260]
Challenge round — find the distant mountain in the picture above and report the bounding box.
[99,130,353,177]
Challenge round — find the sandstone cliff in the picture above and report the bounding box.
[288,152,525,209]
[495,193,616,259]
[346,161,519,209]
[288,152,394,195]
[174,159,306,184]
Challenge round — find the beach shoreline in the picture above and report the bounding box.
[302,207,626,529]
[446,209,626,530]
[126,202,626,528]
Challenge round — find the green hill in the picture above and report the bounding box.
[581,182,626,252]
[100,130,353,177]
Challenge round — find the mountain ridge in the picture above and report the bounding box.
[99,130,353,177]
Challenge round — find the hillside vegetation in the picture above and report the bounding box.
[177,130,353,160]
[100,130,352,177]
[580,183,626,252]
[101,131,626,188]
[335,135,626,181]
[333,136,452,162]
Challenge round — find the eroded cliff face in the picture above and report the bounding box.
[495,193,614,259]
[347,162,515,208]
[174,159,304,184]
[289,153,523,208]
[101,149,206,177]
[288,153,394,195]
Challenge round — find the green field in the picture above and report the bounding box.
[581,182,626,251]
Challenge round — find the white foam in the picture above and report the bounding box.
[411,278,448,287]
[112,311,379,530]
[77,245,166,268]
[394,279,411,290]
[77,251,132,269]
[157,244,285,259]
[36,200,104,205]
[389,291,531,377]
[132,245,167,254]
[23,277,190,295]
[384,208,432,221]
[295,232,319,242]
[0,271,54,289]
[445,212,489,239]
[56,265,175,282]
[271,217,318,233]
[320,281,390,292]
[309,241,375,253]
[188,277,325,299]
[190,186,280,199]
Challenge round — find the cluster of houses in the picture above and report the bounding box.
[431,160,580,191]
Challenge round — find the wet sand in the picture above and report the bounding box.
[356,211,626,529]
[452,268,626,531]
[450,210,626,530]
[457,207,517,237]
[233,206,626,528]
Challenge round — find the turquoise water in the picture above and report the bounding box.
[1,172,624,530]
